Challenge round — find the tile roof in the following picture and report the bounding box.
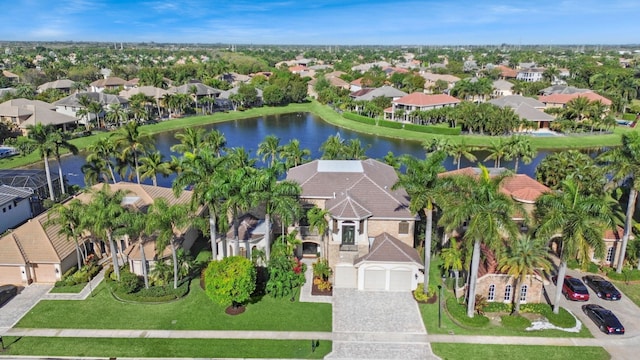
[489,95,546,109]
[421,73,461,83]
[0,98,79,128]
[327,196,372,220]
[496,65,517,78]
[90,76,127,87]
[119,86,169,100]
[603,226,631,241]
[492,79,514,91]
[0,234,26,265]
[37,79,75,92]
[354,232,422,266]
[169,83,221,96]
[393,92,461,107]
[286,159,414,220]
[353,86,408,101]
[538,92,612,106]
[54,92,128,107]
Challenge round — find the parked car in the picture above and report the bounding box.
[582,275,621,300]
[555,275,589,301]
[582,304,625,335]
[0,284,18,307]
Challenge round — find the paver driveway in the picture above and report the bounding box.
[326,288,439,360]
[0,284,52,333]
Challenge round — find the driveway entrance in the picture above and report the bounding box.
[326,288,439,360]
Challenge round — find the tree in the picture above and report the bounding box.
[535,179,618,313]
[111,121,153,184]
[484,137,509,168]
[536,150,606,194]
[204,256,256,308]
[147,198,193,289]
[27,123,56,200]
[257,134,282,168]
[85,184,129,281]
[597,132,640,272]
[120,210,151,289]
[266,233,305,298]
[171,127,208,155]
[280,139,310,169]
[87,101,103,129]
[263,84,286,106]
[46,199,87,270]
[50,130,79,195]
[320,134,345,160]
[86,138,117,183]
[498,235,551,314]
[139,151,171,186]
[505,135,536,173]
[447,140,476,170]
[438,166,522,317]
[393,151,446,292]
[441,238,464,297]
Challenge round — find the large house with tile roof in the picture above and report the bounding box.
[385,92,461,121]
[0,98,79,134]
[90,76,127,93]
[286,159,423,291]
[488,95,555,129]
[538,92,612,108]
[0,182,201,285]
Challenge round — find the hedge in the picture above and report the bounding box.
[378,119,404,129]
[445,297,490,328]
[343,112,377,125]
[606,268,640,281]
[622,113,637,121]
[403,123,461,135]
[112,280,190,303]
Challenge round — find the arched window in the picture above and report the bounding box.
[520,285,528,302]
[488,284,495,301]
[504,284,512,302]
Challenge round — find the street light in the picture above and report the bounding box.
[438,274,446,328]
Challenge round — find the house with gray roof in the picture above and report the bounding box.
[488,95,554,129]
[539,85,591,96]
[0,185,33,234]
[0,98,79,134]
[54,92,128,127]
[286,159,422,291]
[37,79,76,94]
[351,85,407,102]
[492,79,514,98]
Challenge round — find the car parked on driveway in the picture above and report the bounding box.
[582,275,621,300]
[555,275,590,301]
[582,304,625,335]
[0,284,18,307]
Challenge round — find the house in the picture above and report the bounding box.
[0,182,201,284]
[590,226,631,268]
[538,92,612,109]
[218,86,263,108]
[420,72,460,94]
[169,82,222,99]
[89,76,127,93]
[539,85,592,96]
[351,85,407,102]
[0,98,79,134]
[307,72,350,98]
[350,78,364,92]
[119,85,169,102]
[494,65,518,80]
[0,185,33,234]
[0,169,62,210]
[37,79,76,94]
[492,79,514,98]
[488,95,555,129]
[385,92,461,121]
[54,92,128,127]
[286,159,421,291]
[516,68,545,82]
[2,70,19,83]
[211,213,267,261]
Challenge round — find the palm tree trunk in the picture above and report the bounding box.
[108,232,120,281]
[512,278,522,314]
[423,206,433,294]
[233,209,241,256]
[514,158,520,173]
[209,210,218,260]
[264,212,272,261]
[456,156,461,170]
[140,241,149,289]
[171,240,179,289]
[56,155,66,195]
[454,270,459,298]
[553,259,568,314]
[44,155,55,201]
[467,238,482,318]
[74,240,82,270]
[106,163,117,184]
[617,188,637,273]
[134,153,141,184]
[152,175,157,187]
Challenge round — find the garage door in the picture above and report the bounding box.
[389,269,412,291]
[32,264,57,283]
[0,266,22,285]
[364,269,386,290]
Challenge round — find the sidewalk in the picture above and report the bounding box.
[299,258,332,304]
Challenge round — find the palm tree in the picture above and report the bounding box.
[173,148,228,260]
[171,127,208,155]
[46,199,87,270]
[392,151,446,292]
[320,134,345,160]
[438,165,522,317]
[222,149,257,256]
[87,101,103,129]
[597,132,640,272]
[344,138,370,160]
[51,130,79,195]
[204,129,227,157]
[146,198,193,289]
[111,121,153,184]
[484,138,509,168]
[119,209,151,289]
[81,157,110,186]
[505,135,536,173]
[139,151,171,186]
[564,96,591,122]
[281,139,310,169]
[307,207,331,259]
[448,140,476,170]
[441,238,464,297]
[27,123,56,201]
[85,184,129,281]
[498,235,551,314]
[86,138,117,183]
[105,103,128,128]
[535,179,618,313]
[257,135,282,168]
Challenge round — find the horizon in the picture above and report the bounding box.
[2,0,639,46]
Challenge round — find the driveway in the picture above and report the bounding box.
[326,288,439,360]
[545,268,640,360]
[0,283,52,334]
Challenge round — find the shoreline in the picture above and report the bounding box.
[1,101,634,170]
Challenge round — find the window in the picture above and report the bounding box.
[520,285,528,302]
[504,285,512,302]
[342,224,355,245]
[398,221,409,235]
[488,284,495,301]
[606,247,615,263]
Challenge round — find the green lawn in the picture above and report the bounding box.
[0,337,330,359]
[48,282,87,294]
[16,279,332,331]
[1,101,636,170]
[611,280,640,307]
[431,343,610,360]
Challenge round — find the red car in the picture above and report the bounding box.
[557,276,590,301]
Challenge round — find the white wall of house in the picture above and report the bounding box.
[0,197,32,233]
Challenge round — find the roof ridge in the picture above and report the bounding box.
[12,233,30,263]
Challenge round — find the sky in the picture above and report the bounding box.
[1,0,639,45]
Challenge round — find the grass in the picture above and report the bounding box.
[16,279,332,331]
[611,280,640,307]
[0,337,330,359]
[48,282,87,293]
[431,343,610,360]
[1,101,636,170]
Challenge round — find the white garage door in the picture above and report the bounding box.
[364,269,386,290]
[0,266,22,285]
[389,269,412,291]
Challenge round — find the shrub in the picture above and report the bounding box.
[607,268,640,281]
[413,283,431,302]
[520,303,576,328]
[501,314,531,329]
[622,113,636,121]
[205,256,256,307]
[445,296,490,328]
[343,112,377,125]
[312,259,332,280]
[403,123,462,135]
[484,302,511,313]
[114,281,190,303]
[117,270,142,294]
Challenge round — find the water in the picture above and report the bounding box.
[37,112,552,188]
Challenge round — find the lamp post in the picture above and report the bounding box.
[439,274,446,328]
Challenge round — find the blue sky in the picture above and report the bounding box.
[2,0,638,45]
